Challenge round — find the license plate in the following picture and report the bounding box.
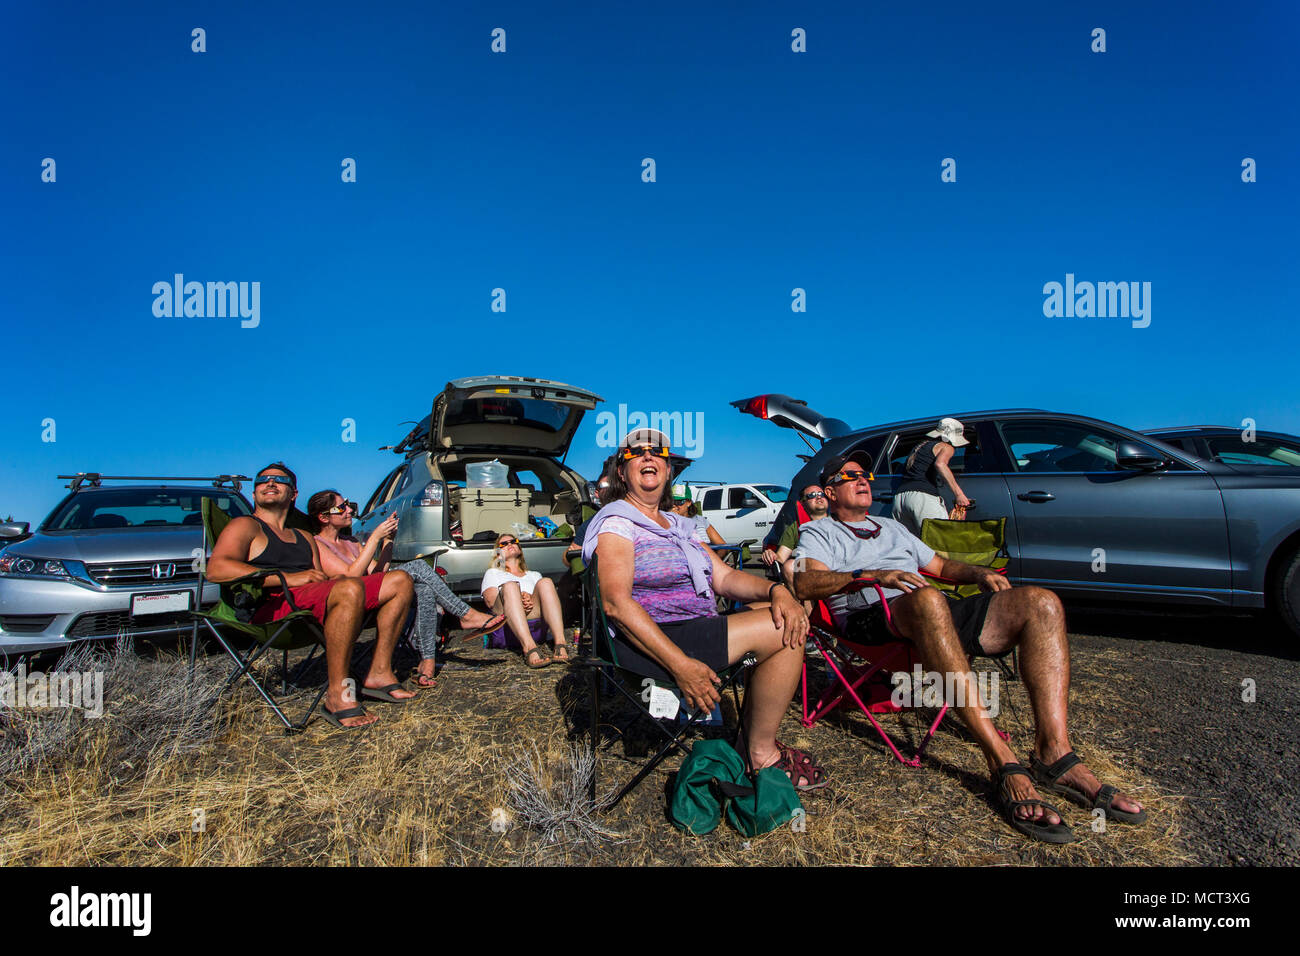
[131,591,192,617]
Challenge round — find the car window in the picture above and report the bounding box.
[1206,436,1300,467]
[729,488,758,509]
[754,485,789,502]
[363,467,402,515]
[886,426,984,475]
[443,397,569,432]
[381,466,410,505]
[702,489,722,511]
[45,490,251,530]
[999,421,1127,473]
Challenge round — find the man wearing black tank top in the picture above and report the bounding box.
[208,462,416,729]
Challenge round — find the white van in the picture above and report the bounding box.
[691,483,789,548]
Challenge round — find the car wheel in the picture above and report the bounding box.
[1272,547,1300,637]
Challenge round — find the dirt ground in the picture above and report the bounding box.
[1,604,1293,867]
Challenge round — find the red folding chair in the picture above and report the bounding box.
[792,500,1010,767]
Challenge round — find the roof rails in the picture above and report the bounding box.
[58,473,251,492]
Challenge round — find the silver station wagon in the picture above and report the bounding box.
[0,475,252,656]
[351,376,604,597]
[732,396,1300,635]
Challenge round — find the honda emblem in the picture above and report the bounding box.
[151,562,176,580]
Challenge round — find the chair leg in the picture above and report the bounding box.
[588,663,600,804]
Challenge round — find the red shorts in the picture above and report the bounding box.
[251,573,385,625]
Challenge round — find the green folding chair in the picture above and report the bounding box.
[919,516,1017,677]
[188,498,331,733]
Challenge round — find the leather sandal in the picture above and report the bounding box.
[774,740,829,791]
[996,762,1076,843]
[1030,751,1147,825]
[522,646,550,669]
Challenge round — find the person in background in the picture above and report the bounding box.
[763,483,830,593]
[670,483,725,546]
[309,489,502,687]
[483,533,571,668]
[892,417,973,535]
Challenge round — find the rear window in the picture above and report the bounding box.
[444,397,569,432]
[754,485,789,502]
[45,489,251,530]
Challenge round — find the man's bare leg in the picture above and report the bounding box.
[364,571,417,699]
[889,586,1058,825]
[979,586,1144,816]
[322,578,377,727]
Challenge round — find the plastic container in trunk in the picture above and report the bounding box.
[466,459,509,488]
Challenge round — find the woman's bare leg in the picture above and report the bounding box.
[725,609,805,771]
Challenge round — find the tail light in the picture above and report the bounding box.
[736,396,770,420]
[414,480,444,507]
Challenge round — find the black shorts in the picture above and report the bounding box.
[844,590,1002,660]
[608,614,730,684]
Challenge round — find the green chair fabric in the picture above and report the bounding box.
[919,517,1010,600]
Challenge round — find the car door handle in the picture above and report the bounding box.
[1016,491,1056,503]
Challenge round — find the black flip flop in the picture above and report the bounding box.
[1030,752,1148,825]
[321,704,371,729]
[996,762,1076,844]
[360,682,416,703]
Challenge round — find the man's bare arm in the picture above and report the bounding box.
[924,554,1011,591]
[207,516,324,588]
[793,557,931,601]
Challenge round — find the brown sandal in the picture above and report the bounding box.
[523,646,550,669]
[773,741,830,791]
[551,641,572,663]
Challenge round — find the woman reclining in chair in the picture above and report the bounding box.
[581,428,826,791]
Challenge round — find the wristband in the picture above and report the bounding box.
[768,582,787,601]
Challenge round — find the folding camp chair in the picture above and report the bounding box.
[919,516,1017,678]
[575,555,756,810]
[188,498,334,733]
[796,516,1013,766]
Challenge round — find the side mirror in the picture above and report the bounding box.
[1116,440,1169,472]
[0,522,29,538]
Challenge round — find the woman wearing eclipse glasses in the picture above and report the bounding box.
[581,429,828,791]
[308,490,503,687]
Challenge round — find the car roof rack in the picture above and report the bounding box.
[58,473,251,492]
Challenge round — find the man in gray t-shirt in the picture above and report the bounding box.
[791,453,1146,844]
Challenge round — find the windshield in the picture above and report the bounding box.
[755,485,789,502]
[45,489,251,530]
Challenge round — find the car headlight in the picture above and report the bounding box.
[0,555,87,578]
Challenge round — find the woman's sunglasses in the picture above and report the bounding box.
[325,501,358,515]
[497,537,519,548]
[620,444,671,460]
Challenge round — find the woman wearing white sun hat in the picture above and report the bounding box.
[892,417,973,536]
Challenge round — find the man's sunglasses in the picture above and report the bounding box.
[254,475,294,487]
[801,491,826,501]
[837,516,883,540]
[620,444,671,460]
[325,501,359,515]
[825,469,874,486]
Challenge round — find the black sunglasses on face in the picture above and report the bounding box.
[255,475,294,487]
[620,444,671,460]
[802,491,826,501]
[498,537,518,547]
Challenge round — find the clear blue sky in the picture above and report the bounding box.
[2,1,1296,522]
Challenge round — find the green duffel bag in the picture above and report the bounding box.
[669,739,803,837]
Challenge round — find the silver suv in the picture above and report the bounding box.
[0,475,252,656]
[351,376,603,596]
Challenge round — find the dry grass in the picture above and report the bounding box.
[0,630,1186,867]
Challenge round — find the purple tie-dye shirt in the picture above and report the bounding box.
[596,515,717,623]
